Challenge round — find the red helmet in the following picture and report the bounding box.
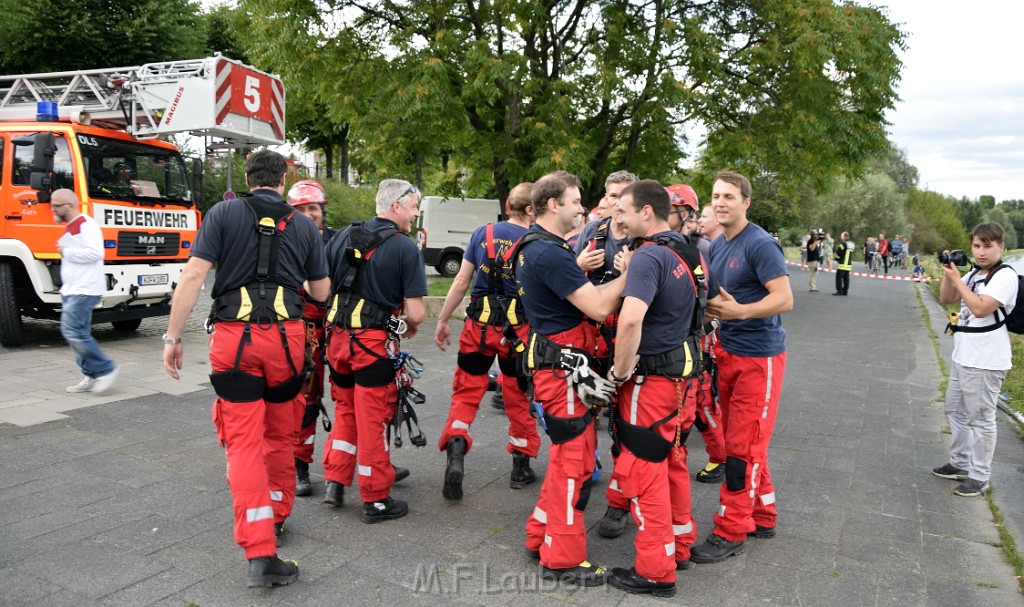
[287,180,327,207]
[666,184,699,211]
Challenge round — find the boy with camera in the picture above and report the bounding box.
[933,222,1017,497]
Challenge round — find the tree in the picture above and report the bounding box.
[955,197,986,233]
[237,0,905,203]
[867,144,919,193]
[805,172,907,245]
[985,207,1017,249]
[0,0,207,73]
[906,189,968,254]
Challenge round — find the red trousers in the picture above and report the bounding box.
[713,346,786,542]
[208,321,304,559]
[693,371,726,464]
[322,327,399,503]
[524,325,597,569]
[612,375,697,581]
[294,301,327,463]
[437,319,539,457]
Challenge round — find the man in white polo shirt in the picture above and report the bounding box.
[52,189,119,395]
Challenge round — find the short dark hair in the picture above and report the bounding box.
[621,179,671,221]
[714,170,752,200]
[246,150,288,189]
[507,182,533,219]
[532,171,581,216]
[971,222,1005,245]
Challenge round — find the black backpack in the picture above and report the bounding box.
[947,263,1024,335]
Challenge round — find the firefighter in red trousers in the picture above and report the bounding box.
[604,180,715,596]
[287,180,337,497]
[692,202,727,484]
[434,182,540,499]
[572,172,636,539]
[162,151,329,588]
[691,171,793,564]
[515,171,626,586]
[320,179,427,523]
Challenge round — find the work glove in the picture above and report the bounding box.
[571,364,616,408]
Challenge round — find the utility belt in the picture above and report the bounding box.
[327,293,405,335]
[635,337,701,379]
[208,321,307,404]
[525,331,594,372]
[614,410,676,462]
[543,409,595,444]
[465,295,525,327]
[211,282,304,324]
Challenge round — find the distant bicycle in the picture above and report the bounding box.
[890,250,906,272]
[868,251,883,274]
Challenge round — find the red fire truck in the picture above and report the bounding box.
[0,55,285,347]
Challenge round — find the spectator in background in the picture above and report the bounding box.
[800,232,810,269]
[820,232,834,271]
[806,230,821,292]
[878,233,891,274]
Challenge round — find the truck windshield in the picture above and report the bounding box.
[78,135,193,207]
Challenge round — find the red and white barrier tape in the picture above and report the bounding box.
[785,261,929,282]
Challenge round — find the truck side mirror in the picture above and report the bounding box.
[21,133,56,203]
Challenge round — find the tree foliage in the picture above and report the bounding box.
[906,189,968,254]
[804,172,907,245]
[0,0,207,72]
[237,0,905,203]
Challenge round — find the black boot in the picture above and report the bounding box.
[490,384,505,410]
[246,555,299,588]
[393,465,410,483]
[361,496,409,524]
[295,459,312,497]
[608,566,676,597]
[689,534,746,563]
[598,506,630,538]
[510,452,536,489]
[323,481,344,507]
[443,436,466,501]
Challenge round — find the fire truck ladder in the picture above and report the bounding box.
[0,55,284,146]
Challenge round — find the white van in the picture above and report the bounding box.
[416,196,501,276]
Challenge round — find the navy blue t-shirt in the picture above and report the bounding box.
[464,221,528,297]
[708,222,788,357]
[515,225,589,336]
[326,217,428,311]
[624,232,717,355]
[574,218,631,284]
[191,189,328,298]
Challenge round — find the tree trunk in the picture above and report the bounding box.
[324,146,334,179]
[415,153,424,190]
[339,125,350,184]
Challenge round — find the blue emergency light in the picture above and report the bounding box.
[36,101,58,122]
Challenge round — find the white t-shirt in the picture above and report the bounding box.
[58,214,106,296]
[952,265,1018,370]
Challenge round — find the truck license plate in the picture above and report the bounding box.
[139,274,168,286]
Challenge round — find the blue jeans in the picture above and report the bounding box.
[60,294,115,378]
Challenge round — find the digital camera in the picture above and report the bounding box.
[939,249,969,267]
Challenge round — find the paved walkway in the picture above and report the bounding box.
[1,262,1022,606]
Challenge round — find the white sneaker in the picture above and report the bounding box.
[92,365,120,395]
[67,377,96,393]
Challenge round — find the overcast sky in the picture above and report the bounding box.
[874,0,1023,202]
